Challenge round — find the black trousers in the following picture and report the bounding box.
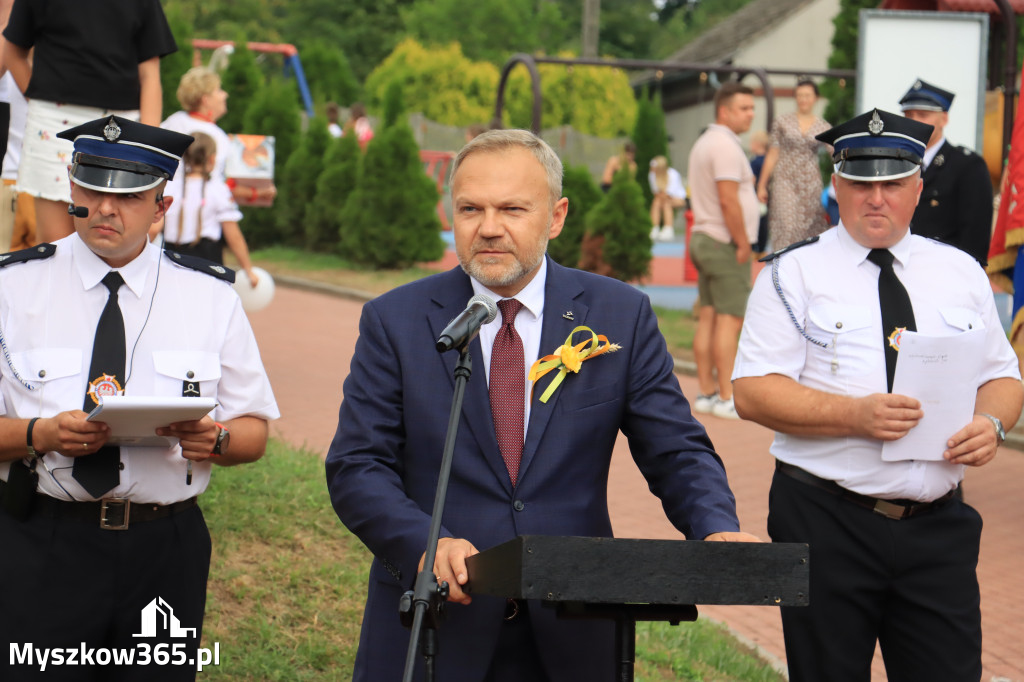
[0,503,212,681]
[768,469,983,682]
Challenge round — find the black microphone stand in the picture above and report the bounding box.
[400,347,473,682]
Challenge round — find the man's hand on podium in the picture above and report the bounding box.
[420,537,479,604]
[703,531,763,542]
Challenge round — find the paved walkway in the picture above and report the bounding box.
[247,282,1024,682]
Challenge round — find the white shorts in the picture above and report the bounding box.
[16,99,139,202]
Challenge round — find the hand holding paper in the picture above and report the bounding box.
[882,329,985,461]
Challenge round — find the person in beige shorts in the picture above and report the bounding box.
[686,82,759,419]
[689,232,751,318]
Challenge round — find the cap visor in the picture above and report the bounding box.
[70,166,163,193]
[834,158,920,181]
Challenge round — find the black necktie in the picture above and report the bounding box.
[73,272,125,497]
[866,249,916,393]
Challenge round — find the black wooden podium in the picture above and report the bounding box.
[465,536,808,680]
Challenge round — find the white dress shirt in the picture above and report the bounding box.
[733,224,1019,501]
[0,234,279,503]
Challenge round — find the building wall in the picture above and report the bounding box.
[666,0,840,179]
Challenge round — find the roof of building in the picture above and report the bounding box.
[665,0,820,65]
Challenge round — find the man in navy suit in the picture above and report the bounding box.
[325,130,757,682]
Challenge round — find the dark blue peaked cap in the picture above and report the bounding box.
[899,78,955,113]
[816,108,933,181]
[57,116,193,193]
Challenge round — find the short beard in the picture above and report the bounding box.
[459,238,548,291]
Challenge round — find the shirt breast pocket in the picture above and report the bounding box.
[938,307,984,333]
[805,303,876,375]
[152,351,221,399]
[6,348,83,414]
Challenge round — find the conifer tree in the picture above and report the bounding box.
[550,164,602,268]
[160,6,193,118]
[578,165,651,281]
[338,81,444,268]
[632,87,669,207]
[218,37,266,134]
[239,77,303,249]
[277,116,331,247]
[307,132,362,252]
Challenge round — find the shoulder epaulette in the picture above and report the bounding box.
[0,243,56,268]
[758,235,820,263]
[163,249,236,283]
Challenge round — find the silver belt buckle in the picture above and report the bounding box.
[100,498,131,530]
[873,499,908,521]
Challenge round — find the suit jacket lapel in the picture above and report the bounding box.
[520,260,588,481]
[426,269,510,492]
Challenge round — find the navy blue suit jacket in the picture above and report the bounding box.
[325,259,740,681]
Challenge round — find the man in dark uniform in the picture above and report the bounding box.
[900,78,993,265]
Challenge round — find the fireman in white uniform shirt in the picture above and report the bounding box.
[732,109,1022,682]
[0,116,278,681]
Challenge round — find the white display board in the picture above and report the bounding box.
[857,10,988,152]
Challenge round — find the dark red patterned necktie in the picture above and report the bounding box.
[490,298,525,485]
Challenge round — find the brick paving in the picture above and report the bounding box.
[247,281,1023,682]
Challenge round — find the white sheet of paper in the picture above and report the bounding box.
[86,395,217,447]
[882,329,985,461]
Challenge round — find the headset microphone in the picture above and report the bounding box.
[67,204,89,218]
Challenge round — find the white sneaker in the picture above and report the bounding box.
[712,396,740,420]
[693,393,718,414]
[659,225,675,241]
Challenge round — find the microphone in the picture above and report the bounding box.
[67,204,89,218]
[436,294,498,353]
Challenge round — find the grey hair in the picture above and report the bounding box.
[450,129,563,204]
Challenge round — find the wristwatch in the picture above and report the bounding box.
[212,422,230,456]
[979,413,1006,444]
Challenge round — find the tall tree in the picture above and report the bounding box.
[239,77,303,249]
[339,82,444,268]
[821,0,877,126]
[401,0,569,66]
[632,87,668,206]
[298,41,361,108]
[218,37,267,134]
[160,4,194,118]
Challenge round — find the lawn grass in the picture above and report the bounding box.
[197,441,783,681]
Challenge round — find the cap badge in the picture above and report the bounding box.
[913,80,923,90]
[103,118,121,142]
[868,111,884,136]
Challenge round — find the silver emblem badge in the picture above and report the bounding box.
[0,254,9,262]
[211,266,226,274]
[934,154,944,167]
[914,80,923,90]
[562,311,574,321]
[868,111,884,136]
[103,118,121,142]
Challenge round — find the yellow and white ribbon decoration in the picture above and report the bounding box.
[528,325,621,403]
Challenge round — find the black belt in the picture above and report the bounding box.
[776,461,956,521]
[0,479,197,530]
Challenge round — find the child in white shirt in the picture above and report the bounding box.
[161,131,258,285]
